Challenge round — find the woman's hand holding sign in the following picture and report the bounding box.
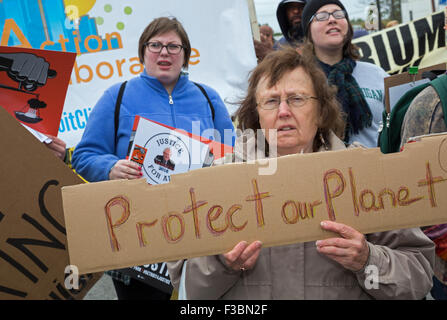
[109,160,143,180]
[316,221,370,272]
[222,240,263,272]
[45,135,66,161]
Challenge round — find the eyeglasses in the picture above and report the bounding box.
[311,10,347,22]
[145,41,184,54]
[257,94,318,110]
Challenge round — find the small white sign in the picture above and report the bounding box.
[127,116,212,185]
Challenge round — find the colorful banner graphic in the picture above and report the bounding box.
[0,0,256,147]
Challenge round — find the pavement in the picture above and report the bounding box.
[83,274,117,300]
[82,273,434,300]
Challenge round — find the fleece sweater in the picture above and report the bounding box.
[72,72,234,182]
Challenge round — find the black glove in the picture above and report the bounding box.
[0,52,57,91]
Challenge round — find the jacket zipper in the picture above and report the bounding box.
[168,94,176,127]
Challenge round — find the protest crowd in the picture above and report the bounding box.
[1,0,446,301]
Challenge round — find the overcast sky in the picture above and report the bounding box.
[253,0,382,33]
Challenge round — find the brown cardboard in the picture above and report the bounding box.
[62,134,447,275]
[0,106,100,299]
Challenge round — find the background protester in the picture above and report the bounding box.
[254,24,275,63]
[72,16,234,300]
[399,75,447,300]
[254,0,306,62]
[386,20,399,28]
[260,24,276,48]
[276,0,307,47]
[301,0,388,147]
[167,48,435,300]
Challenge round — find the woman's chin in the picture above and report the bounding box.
[276,146,301,156]
[275,141,314,155]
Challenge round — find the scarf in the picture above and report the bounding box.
[319,58,372,143]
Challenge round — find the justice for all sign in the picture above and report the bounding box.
[127,116,212,185]
[61,134,447,275]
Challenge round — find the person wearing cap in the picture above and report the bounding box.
[254,0,306,62]
[300,0,389,148]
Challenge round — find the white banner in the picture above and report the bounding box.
[0,0,257,147]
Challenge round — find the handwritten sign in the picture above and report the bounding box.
[62,134,447,275]
[0,107,100,299]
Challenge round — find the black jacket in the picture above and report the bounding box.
[276,0,306,45]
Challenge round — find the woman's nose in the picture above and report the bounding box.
[277,99,292,117]
[327,14,337,23]
[160,46,169,55]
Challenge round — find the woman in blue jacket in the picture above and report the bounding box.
[72,17,234,182]
[72,16,234,299]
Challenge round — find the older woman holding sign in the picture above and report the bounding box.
[300,0,388,148]
[167,48,434,300]
[72,17,234,300]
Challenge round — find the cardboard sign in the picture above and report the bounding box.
[120,116,231,292]
[62,133,447,275]
[0,106,100,299]
[0,46,76,136]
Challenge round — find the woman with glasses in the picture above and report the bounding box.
[300,0,389,148]
[167,47,434,300]
[71,17,234,300]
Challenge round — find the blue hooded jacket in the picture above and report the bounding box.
[72,72,235,182]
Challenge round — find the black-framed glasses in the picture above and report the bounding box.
[145,41,184,54]
[311,10,347,22]
[257,94,318,110]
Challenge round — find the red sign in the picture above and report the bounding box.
[0,46,76,136]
